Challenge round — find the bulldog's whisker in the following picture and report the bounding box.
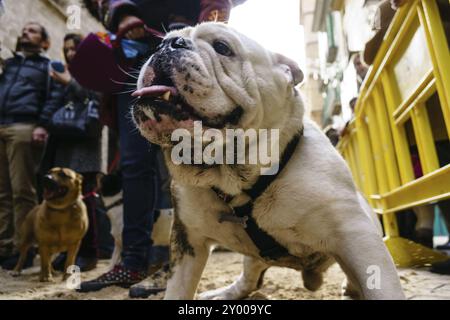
[129,126,140,134]
[128,69,141,74]
[161,23,168,34]
[113,89,138,95]
[130,98,139,105]
[126,113,142,134]
[110,78,138,86]
[123,65,141,73]
[127,119,140,132]
[118,65,139,79]
[138,58,150,69]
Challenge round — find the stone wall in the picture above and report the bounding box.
[0,0,104,61]
[0,0,108,173]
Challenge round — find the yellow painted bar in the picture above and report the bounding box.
[352,136,364,188]
[343,149,351,169]
[373,85,401,189]
[336,0,450,266]
[348,139,362,188]
[381,164,450,213]
[365,98,400,236]
[366,100,389,193]
[356,0,419,108]
[380,71,415,184]
[355,116,379,205]
[410,104,440,174]
[393,70,434,123]
[418,1,450,138]
[394,78,436,126]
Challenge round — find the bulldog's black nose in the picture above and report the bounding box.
[43,175,58,190]
[170,37,190,50]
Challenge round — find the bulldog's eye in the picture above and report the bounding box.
[58,171,68,179]
[213,40,234,57]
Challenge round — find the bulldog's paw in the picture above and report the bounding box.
[302,270,323,291]
[39,274,54,282]
[198,285,248,300]
[341,279,360,300]
[198,288,232,300]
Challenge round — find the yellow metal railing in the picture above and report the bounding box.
[338,0,450,267]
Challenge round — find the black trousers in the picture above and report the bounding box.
[78,172,99,258]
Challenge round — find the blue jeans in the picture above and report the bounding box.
[117,92,158,271]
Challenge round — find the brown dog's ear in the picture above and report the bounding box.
[275,53,304,86]
[76,173,83,184]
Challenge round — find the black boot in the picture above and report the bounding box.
[52,253,67,272]
[76,256,98,272]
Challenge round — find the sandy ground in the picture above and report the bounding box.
[1,251,450,300]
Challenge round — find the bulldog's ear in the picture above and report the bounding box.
[275,53,304,86]
[76,173,83,184]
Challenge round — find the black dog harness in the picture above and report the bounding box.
[212,129,303,261]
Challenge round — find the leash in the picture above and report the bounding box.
[212,129,303,261]
[82,190,99,200]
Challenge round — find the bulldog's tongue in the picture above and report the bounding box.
[43,189,54,200]
[132,86,178,100]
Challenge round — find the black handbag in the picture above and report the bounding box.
[49,96,102,139]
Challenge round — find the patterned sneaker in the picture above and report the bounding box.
[77,264,147,292]
[128,264,170,298]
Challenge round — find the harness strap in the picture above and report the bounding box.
[213,129,303,261]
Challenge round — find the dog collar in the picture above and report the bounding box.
[211,127,303,261]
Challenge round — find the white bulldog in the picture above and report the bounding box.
[131,22,405,300]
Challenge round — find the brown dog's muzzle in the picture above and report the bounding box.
[43,175,68,201]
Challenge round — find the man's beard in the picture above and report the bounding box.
[19,38,42,53]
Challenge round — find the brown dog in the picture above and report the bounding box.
[12,168,88,282]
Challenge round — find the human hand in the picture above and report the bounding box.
[32,126,48,144]
[49,67,71,86]
[119,15,147,40]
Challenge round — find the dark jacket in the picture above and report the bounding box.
[94,0,236,33]
[0,52,63,127]
[42,79,104,174]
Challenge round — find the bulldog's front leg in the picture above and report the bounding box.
[332,227,405,300]
[39,245,54,282]
[164,215,210,300]
[164,249,209,299]
[198,256,269,300]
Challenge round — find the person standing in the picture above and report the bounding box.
[0,22,63,269]
[42,33,104,272]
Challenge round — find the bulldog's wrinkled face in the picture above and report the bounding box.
[132,22,304,147]
[43,167,82,209]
